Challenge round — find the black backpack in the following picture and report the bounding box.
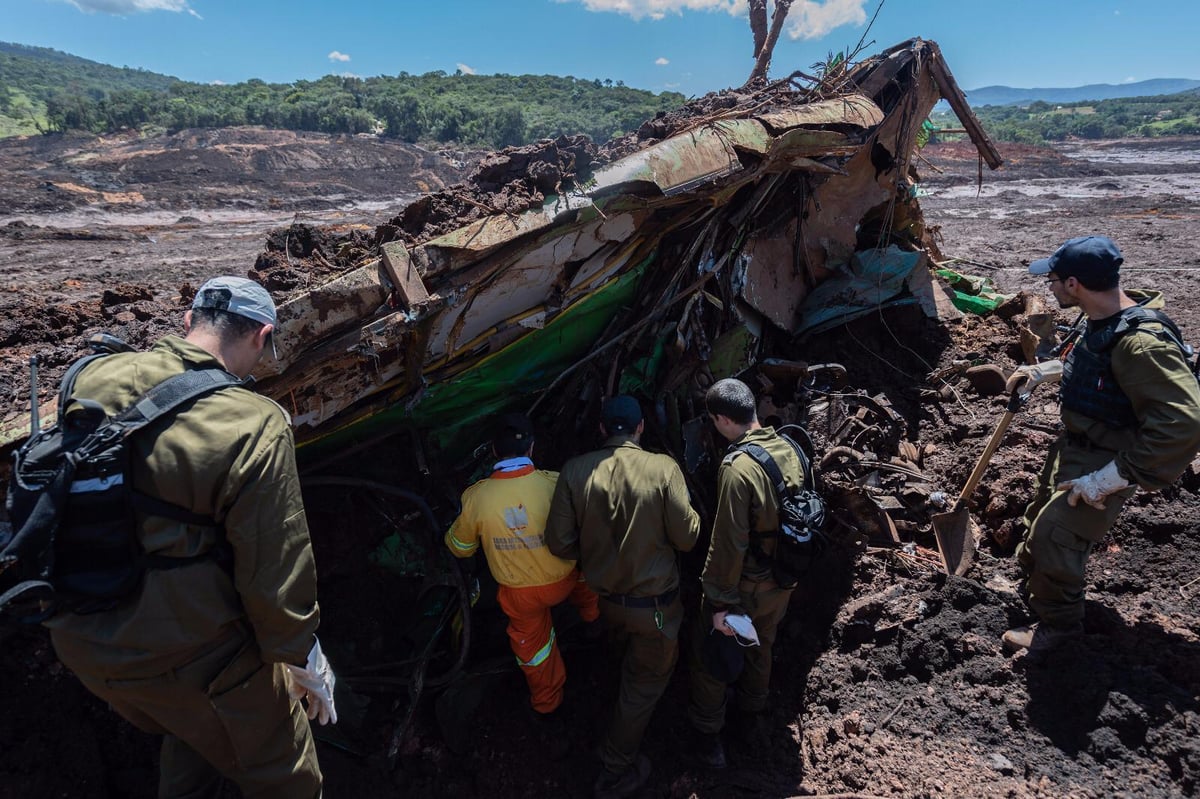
[733,428,828,589]
[1,341,242,621]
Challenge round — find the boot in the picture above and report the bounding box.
[528,705,572,760]
[692,731,727,770]
[1002,622,1082,662]
[593,754,651,799]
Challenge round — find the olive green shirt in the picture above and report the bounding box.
[47,336,319,677]
[545,436,699,597]
[1063,309,1200,491]
[701,426,805,609]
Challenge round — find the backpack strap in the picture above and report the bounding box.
[1102,306,1193,359]
[82,368,243,568]
[56,352,109,423]
[113,368,245,428]
[735,442,788,498]
[731,441,790,562]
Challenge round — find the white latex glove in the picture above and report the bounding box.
[1005,359,1063,395]
[712,611,735,637]
[285,638,338,725]
[1058,460,1131,510]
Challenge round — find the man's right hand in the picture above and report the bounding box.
[1005,359,1063,395]
[712,611,735,636]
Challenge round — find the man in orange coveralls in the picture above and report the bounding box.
[445,413,600,719]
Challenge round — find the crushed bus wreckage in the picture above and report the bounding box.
[2,38,1007,761]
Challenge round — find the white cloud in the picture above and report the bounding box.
[64,0,201,18]
[328,51,351,63]
[562,0,745,22]
[457,63,477,75]
[786,0,868,41]
[562,0,867,40]
[210,79,225,85]
[655,57,670,65]
[1122,76,1137,83]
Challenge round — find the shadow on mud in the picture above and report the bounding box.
[1021,600,1200,770]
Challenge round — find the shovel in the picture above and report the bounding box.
[932,390,1028,576]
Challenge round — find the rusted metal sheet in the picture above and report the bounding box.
[257,262,391,378]
[418,192,595,277]
[764,129,857,172]
[590,119,769,196]
[738,221,809,331]
[755,93,883,132]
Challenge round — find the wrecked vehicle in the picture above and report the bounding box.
[1,37,1008,773]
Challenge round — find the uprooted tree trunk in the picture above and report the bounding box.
[746,0,794,86]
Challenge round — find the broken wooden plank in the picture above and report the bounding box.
[381,241,431,308]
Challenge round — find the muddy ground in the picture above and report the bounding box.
[2,130,1200,798]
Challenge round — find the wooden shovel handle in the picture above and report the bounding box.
[955,409,1016,508]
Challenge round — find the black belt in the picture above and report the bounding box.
[601,586,678,609]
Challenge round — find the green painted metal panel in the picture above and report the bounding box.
[298,256,651,464]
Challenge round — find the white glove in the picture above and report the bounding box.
[285,638,338,725]
[1005,359,1063,395]
[1057,460,1130,510]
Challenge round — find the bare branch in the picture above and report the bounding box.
[749,0,768,58]
[746,0,794,86]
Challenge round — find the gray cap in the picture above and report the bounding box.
[192,276,277,327]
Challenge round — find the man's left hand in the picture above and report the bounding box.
[1057,460,1130,510]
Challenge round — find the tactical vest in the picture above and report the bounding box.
[1061,306,1192,428]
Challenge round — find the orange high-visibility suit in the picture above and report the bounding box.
[446,462,599,713]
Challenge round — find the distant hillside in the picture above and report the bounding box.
[964,79,1200,108]
[0,42,181,136]
[0,41,685,148]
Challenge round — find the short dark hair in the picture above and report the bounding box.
[1069,270,1120,292]
[705,378,757,425]
[191,307,266,341]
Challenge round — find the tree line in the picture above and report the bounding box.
[935,91,1200,143]
[0,42,686,148]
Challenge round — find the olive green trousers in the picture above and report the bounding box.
[687,579,792,734]
[1017,437,1134,628]
[64,630,321,799]
[596,594,683,774]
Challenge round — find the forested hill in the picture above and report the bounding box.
[0,41,687,147]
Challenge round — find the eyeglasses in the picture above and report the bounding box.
[1045,277,1063,286]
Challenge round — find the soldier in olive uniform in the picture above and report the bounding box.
[1003,236,1200,659]
[546,395,700,799]
[688,378,806,769]
[46,277,333,798]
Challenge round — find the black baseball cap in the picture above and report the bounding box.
[601,395,642,434]
[493,413,534,452]
[1030,236,1123,282]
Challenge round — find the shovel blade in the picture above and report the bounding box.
[931,506,978,576]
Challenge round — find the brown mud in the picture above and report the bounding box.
[2,130,1200,798]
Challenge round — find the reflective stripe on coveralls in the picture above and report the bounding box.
[517,628,556,668]
[446,532,477,555]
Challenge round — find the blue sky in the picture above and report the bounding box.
[5,0,1199,97]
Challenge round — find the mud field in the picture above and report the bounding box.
[2,131,1200,799]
